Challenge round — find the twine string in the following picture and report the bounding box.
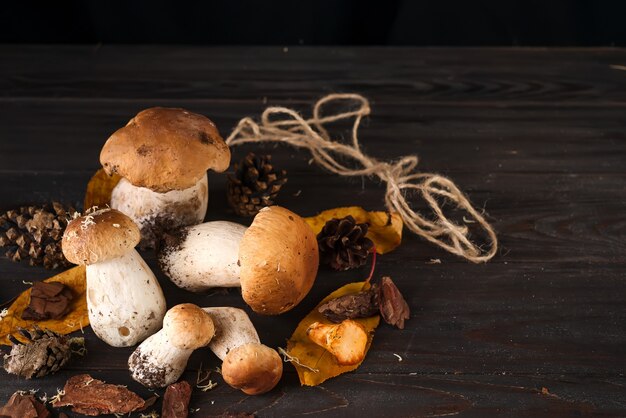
[226,93,497,263]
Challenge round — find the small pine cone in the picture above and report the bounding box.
[317,215,374,271]
[227,153,287,217]
[0,202,77,269]
[4,327,85,379]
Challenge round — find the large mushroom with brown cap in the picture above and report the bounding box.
[129,303,215,388]
[62,208,166,347]
[159,206,318,315]
[203,307,282,395]
[100,107,231,247]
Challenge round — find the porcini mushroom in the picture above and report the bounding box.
[129,303,214,388]
[100,107,231,247]
[62,208,166,347]
[203,307,282,395]
[159,206,318,315]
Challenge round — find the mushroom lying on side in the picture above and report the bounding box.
[100,107,231,248]
[203,307,282,395]
[129,304,214,388]
[62,209,166,347]
[159,206,319,315]
[307,320,368,366]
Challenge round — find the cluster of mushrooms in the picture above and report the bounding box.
[61,108,319,394]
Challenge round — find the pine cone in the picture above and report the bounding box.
[3,327,85,379]
[317,215,374,270]
[227,153,287,217]
[0,202,77,269]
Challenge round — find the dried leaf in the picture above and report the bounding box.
[379,276,410,329]
[53,374,147,416]
[0,392,50,418]
[0,266,88,345]
[304,207,402,254]
[286,281,380,386]
[83,168,121,210]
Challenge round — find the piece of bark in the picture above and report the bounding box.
[379,276,410,329]
[318,284,379,323]
[21,281,74,320]
[0,392,50,418]
[162,381,192,418]
[53,374,147,416]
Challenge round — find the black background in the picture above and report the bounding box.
[2,0,626,46]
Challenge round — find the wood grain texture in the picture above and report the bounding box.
[0,46,625,417]
[1,46,626,104]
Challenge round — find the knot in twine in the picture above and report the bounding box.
[226,93,498,263]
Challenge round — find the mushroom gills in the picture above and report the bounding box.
[307,320,368,365]
[86,248,166,347]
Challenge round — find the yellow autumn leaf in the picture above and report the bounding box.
[84,168,121,210]
[286,281,380,386]
[0,265,89,345]
[304,206,403,254]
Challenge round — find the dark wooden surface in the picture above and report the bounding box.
[1,46,625,417]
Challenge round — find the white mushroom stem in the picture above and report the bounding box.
[128,331,191,388]
[129,303,214,388]
[159,221,247,291]
[202,307,260,359]
[111,173,208,246]
[86,248,166,347]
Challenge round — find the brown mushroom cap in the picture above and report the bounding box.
[163,303,215,350]
[100,107,231,192]
[62,208,140,265]
[238,206,319,315]
[222,343,283,395]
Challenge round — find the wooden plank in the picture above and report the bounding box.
[0,46,625,104]
[2,259,625,375]
[1,101,625,174]
[0,168,625,265]
[1,370,624,417]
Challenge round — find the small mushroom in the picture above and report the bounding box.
[100,107,231,248]
[159,206,319,315]
[129,303,215,388]
[203,307,282,395]
[62,208,166,347]
[307,320,368,366]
